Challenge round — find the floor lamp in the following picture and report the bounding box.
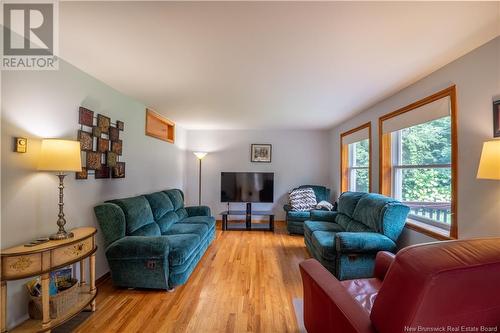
[193,152,207,205]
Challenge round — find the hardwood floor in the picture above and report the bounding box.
[73,222,309,333]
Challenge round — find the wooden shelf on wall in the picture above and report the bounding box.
[145,108,175,143]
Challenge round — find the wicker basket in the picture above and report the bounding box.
[28,278,79,319]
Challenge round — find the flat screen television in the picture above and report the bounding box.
[221,172,274,203]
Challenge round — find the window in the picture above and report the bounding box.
[341,122,371,193]
[348,139,370,192]
[379,86,457,240]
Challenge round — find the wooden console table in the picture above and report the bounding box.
[1,227,98,333]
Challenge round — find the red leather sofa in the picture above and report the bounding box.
[299,238,500,333]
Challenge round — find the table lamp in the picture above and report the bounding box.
[477,140,500,180]
[38,139,82,240]
[193,152,207,205]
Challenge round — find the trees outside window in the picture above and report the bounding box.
[392,116,452,227]
[348,139,370,192]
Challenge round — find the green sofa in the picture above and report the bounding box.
[94,189,215,290]
[304,192,409,280]
[284,185,331,235]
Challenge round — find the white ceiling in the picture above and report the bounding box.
[59,2,500,130]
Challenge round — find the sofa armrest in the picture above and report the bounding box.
[335,232,396,254]
[299,259,375,333]
[283,204,292,212]
[373,251,395,281]
[310,210,337,222]
[185,205,211,217]
[106,236,170,260]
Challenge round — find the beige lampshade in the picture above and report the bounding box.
[38,139,82,172]
[477,140,500,180]
[193,152,207,160]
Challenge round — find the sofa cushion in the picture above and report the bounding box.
[287,210,311,221]
[337,192,366,218]
[310,231,336,261]
[129,222,161,236]
[176,208,188,220]
[105,236,169,260]
[108,196,156,235]
[304,221,344,240]
[157,211,179,233]
[352,193,396,232]
[345,220,372,233]
[145,192,174,221]
[163,234,200,266]
[163,223,208,239]
[165,189,184,210]
[181,216,216,229]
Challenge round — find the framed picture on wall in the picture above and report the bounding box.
[494,100,500,137]
[251,144,272,163]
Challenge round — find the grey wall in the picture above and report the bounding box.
[1,61,187,328]
[328,36,500,246]
[183,129,331,220]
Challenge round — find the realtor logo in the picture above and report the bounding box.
[2,0,59,70]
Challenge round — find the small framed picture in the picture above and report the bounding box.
[494,100,500,137]
[251,144,272,163]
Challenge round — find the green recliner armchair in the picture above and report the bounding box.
[304,192,409,280]
[284,185,331,235]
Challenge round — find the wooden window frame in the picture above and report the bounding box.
[378,85,458,240]
[340,122,372,193]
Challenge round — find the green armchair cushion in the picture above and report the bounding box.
[335,232,396,254]
[287,210,311,221]
[310,210,337,222]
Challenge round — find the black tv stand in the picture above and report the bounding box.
[220,203,274,231]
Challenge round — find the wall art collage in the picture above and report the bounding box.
[76,107,126,179]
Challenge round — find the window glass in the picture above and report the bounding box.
[348,139,369,192]
[401,116,451,165]
[393,116,452,226]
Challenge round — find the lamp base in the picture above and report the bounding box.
[49,230,74,240]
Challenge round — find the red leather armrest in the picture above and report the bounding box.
[373,251,395,281]
[299,259,376,333]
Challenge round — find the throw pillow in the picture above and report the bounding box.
[289,188,317,211]
[316,200,334,211]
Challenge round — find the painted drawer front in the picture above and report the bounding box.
[52,237,93,267]
[2,254,41,279]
